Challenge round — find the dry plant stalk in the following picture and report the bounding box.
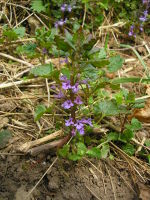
[28,139,64,156]
[18,130,63,153]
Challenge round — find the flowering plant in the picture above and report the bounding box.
[128,0,149,37]
[27,2,149,161]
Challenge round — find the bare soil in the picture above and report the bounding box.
[0,155,137,200]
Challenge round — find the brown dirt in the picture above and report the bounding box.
[0,154,138,200]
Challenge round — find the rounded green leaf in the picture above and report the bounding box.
[30,63,53,78]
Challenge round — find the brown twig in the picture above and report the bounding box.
[18,130,64,152]
[28,139,65,156]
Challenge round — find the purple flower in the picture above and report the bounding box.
[144,10,148,16]
[80,118,93,127]
[62,100,74,109]
[78,127,85,135]
[50,85,56,90]
[62,80,72,90]
[65,117,74,126]
[130,25,134,29]
[139,16,147,22]
[128,31,133,36]
[60,75,68,81]
[64,57,69,63]
[128,25,135,37]
[140,25,144,31]
[67,5,72,12]
[54,22,59,28]
[81,79,88,84]
[58,19,65,26]
[60,57,69,64]
[42,48,47,54]
[74,96,83,105]
[142,0,149,4]
[54,91,65,99]
[139,10,148,22]
[60,4,67,12]
[74,120,84,130]
[72,83,79,93]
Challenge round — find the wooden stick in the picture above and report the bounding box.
[0,78,43,89]
[28,139,63,156]
[0,52,33,67]
[18,130,63,152]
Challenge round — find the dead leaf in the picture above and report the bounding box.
[145,85,150,96]
[128,99,150,122]
[105,72,116,79]
[137,182,150,200]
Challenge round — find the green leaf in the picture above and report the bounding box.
[90,48,107,59]
[133,103,145,109]
[147,155,150,163]
[101,144,110,158]
[107,132,119,141]
[134,99,146,108]
[68,154,82,161]
[89,59,109,68]
[58,145,70,158]
[88,96,94,105]
[51,69,60,81]
[31,0,46,13]
[55,36,75,51]
[83,38,96,51]
[86,147,101,158]
[14,27,25,38]
[115,92,123,105]
[65,29,73,43]
[61,68,70,79]
[131,118,142,130]
[108,55,124,72]
[16,43,37,57]
[126,118,142,131]
[30,63,53,78]
[94,100,125,116]
[76,142,87,156]
[122,144,135,156]
[125,92,135,104]
[34,104,47,121]
[145,140,150,147]
[112,77,150,84]
[0,38,4,44]
[82,64,99,81]
[88,48,108,67]
[3,29,18,41]
[109,154,114,160]
[119,129,134,142]
[0,130,12,149]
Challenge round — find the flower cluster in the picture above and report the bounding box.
[60,75,79,93]
[54,4,73,28]
[65,117,92,135]
[57,75,92,136]
[60,4,72,12]
[55,18,67,28]
[128,25,135,37]
[42,48,48,55]
[139,10,148,22]
[142,0,150,4]
[128,0,149,37]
